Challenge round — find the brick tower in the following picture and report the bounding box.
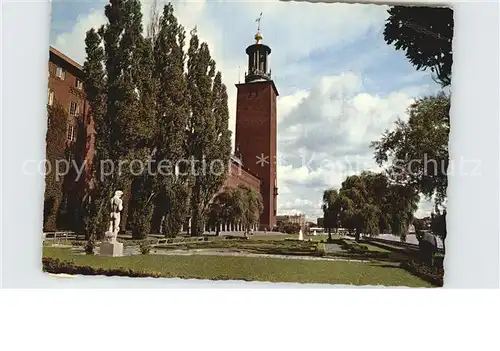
[235,28,278,230]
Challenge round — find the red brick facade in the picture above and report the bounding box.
[47,47,94,186]
[235,80,279,230]
[224,156,261,192]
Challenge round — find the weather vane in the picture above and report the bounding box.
[255,12,263,32]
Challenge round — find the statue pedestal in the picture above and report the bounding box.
[99,241,123,257]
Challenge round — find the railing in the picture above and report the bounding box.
[43,231,78,240]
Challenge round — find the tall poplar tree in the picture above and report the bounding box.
[187,30,231,236]
[83,0,155,240]
[151,3,191,237]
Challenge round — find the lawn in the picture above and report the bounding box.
[43,247,432,287]
[342,239,391,253]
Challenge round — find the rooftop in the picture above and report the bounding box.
[49,46,83,71]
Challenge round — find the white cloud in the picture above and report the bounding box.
[276,71,422,219]
[53,10,106,64]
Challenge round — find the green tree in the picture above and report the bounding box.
[149,3,191,238]
[44,102,70,232]
[83,0,156,240]
[127,20,159,239]
[338,175,372,242]
[206,187,238,236]
[384,6,453,87]
[238,184,263,235]
[322,189,341,241]
[384,184,420,242]
[371,93,450,207]
[82,27,107,240]
[187,29,231,236]
[337,172,419,242]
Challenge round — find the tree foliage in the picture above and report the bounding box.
[371,93,450,206]
[238,184,264,233]
[207,187,239,236]
[83,0,156,239]
[383,6,453,87]
[322,189,341,240]
[144,3,192,238]
[44,102,70,231]
[187,29,231,236]
[336,172,419,241]
[76,1,232,239]
[206,185,263,235]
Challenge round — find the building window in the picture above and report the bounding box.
[56,66,66,80]
[75,78,83,90]
[67,123,76,142]
[69,101,79,116]
[47,89,54,106]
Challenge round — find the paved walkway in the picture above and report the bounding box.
[149,248,369,263]
[71,245,368,263]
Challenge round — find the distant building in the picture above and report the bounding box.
[277,214,306,229]
[305,221,316,228]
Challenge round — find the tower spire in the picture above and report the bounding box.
[255,12,263,44]
[256,12,263,32]
[245,12,271,83]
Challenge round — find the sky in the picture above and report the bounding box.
[50,0,442,221]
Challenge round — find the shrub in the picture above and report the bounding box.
[42,257,164,278]
[316,243,326,257]
[129,177,153,240]
[400,260,443,287]
[139,241,152,255]
[162,183,190,238]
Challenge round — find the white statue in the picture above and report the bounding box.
[105,190,123,243]
[313,230,317,236]
[298,229,304,241]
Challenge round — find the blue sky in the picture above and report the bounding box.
[50,0,441,220]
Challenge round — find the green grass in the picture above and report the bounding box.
[342,239,390,253]
[43,247,432,287]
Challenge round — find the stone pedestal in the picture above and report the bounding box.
[99,241,124,257]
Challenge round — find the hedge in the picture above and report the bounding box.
[400,260,444,287]
[42,257,165,278]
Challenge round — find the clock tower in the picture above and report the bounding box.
[235,28,279,230]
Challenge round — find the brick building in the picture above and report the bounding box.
[276,214,306,229]
[235,30,279,230]
[47,46,93,159]
[44,47,93,232]
[45,26,278,233]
